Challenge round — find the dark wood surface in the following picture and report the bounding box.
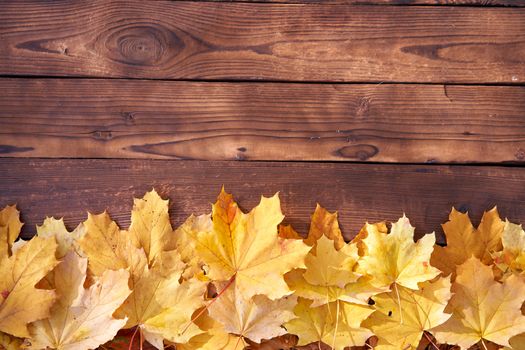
[2,158,525,245]
[0,0,524,250]
[1,2,524,83]
[1,78,524,163]
[215,0,525,4]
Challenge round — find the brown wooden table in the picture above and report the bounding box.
[1,0,524,244]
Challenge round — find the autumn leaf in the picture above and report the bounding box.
[357,215,441,290]
[0,234,58,338]
[128,259,207,348]
[25,251,131,350]
[431,207,504,278]
[285,234,386,307]
[78,211,135,276]
[128,189,174,264]
[189,189,311,300]
[174,309,239,350]
[494,220,525,274]
[285,298,374,350]
[362,277,452,350]
[286,269,387,308]
[433,257,525,349]
[0,205,23,257]
[302,235,360,288]
[304,204,345,249]
[79,192,207,349]
[278,224,302,240]
[351,221,388,257]
[283,204,385,307]
[108,242,206,349]
[0,332,23,350]
[36,217,85,258]
[173,213,213,280]
[207,280,297,344]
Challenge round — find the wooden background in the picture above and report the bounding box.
[1,0,525,244]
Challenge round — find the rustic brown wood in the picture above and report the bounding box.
[217,0,525,5]
[1,78,525,163]
[2,158,524,244]
[1,2,524,83]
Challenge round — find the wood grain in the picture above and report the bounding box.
[1,79,525,163]
[1,2,524,83]
[2,158,525,244]
[218,0,525,5]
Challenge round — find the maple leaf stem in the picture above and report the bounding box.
[128,326,139,350]
[331,300,340,350]
[181,274,236,335]
[394,283,404,325]
[234,335,244,350]
[423,331,440,350]
[480,339,489,350]
[139,327,143,350]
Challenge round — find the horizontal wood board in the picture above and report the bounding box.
[1,79,524,163]
[211,0,525,4]
[1,2,524,83]
[1,159,525,244]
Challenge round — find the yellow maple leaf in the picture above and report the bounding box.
[285,298,374,350]
[285,235,386,307]
[0,205,23,256]
[36,217,85,258]
[362,277,452,350]
[173,214,212,280]
[174,309,239,350]
[285,205,387,307]
[357,216,441,290]
[304,204,345,249]
[302,235,360,288]
[286,269,387,307]
[189,189,311,300]
[0,210,58,340]
[78,211,135,276]
[128,189,174,264]
[129,257,208,348]
[494,220,525,274]
[433,257,525,349]
[79,192,207,349]
[431,207,504,278]
[207,280,297,344]
[24,251,130,350]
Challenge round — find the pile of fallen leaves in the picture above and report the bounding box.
[0,189,524,350]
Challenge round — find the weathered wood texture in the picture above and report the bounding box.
[1,79,525,163]
[1,2,524,83]
[218,0,525,4]
[1,158,524,243]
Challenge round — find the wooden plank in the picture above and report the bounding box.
[1,79,524,163]
[1,2,524,83]
[1,158,525,244]
[215,0,525,5]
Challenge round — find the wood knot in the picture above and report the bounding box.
[122,112,136,125]
[92,130,113,140]
[105,24,180,66]
[335,144,378,161]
